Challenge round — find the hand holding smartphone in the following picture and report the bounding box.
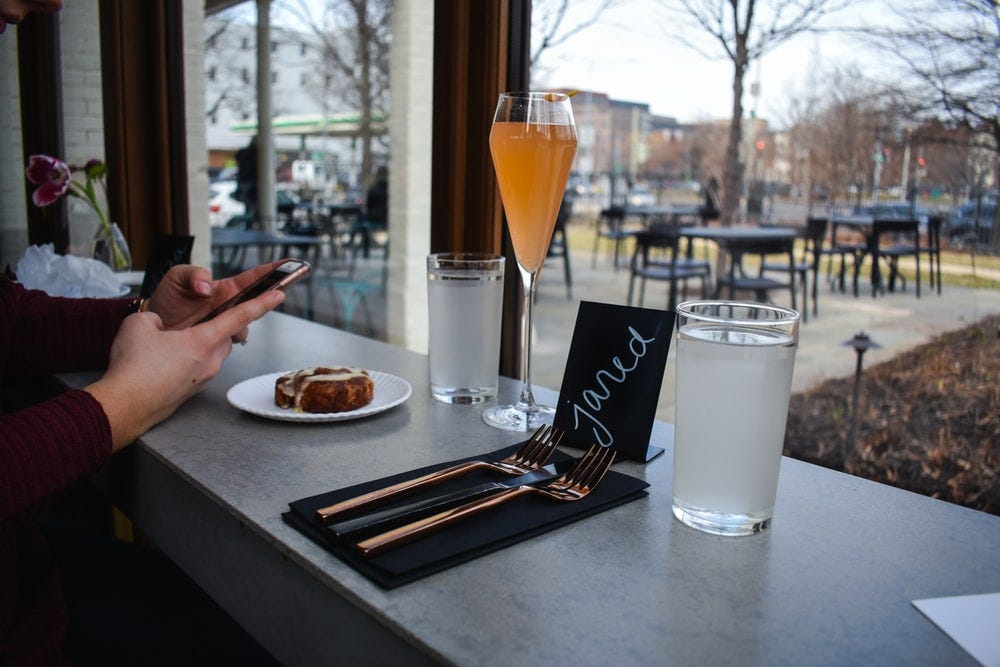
[198,258,310,324]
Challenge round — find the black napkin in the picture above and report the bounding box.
[283,443,649,589]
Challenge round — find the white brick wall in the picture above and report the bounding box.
[0,3,213,270]
[0,30,28,269]
[59,2,105,167]
[59,2,106,253]
[0,3,105,269]
[386,0,433,352]
[186,1,212,269]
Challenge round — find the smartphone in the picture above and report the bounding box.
[198,258,310,323]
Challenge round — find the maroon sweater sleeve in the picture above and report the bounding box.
[0,277,129,518]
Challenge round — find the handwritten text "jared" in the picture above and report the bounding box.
[569,326,655,447]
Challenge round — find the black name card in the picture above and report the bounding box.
[553,301,674,462]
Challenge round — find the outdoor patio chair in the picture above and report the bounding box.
[922,215,943,295]
[627,228,710,313]
[761,217,827,317]
[858,218,922,297]
[591,205,634,270]
[545,195,573,298]
[717,237,800,316]
[826,221,866,294]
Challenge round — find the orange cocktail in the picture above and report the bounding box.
[484,92,577,432]
[490,121,577,272]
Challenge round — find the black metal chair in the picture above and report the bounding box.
[591,205,634,270]
[922,215,944,295]
[825,221,866,293]
[546,195,573,299]
[761,217,827,318]
[717,237,799,314]
[858,218,921,298]
[627,228,710,313]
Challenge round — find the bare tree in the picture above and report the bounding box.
[204,14,257,124]
[531,0,619,68]
[662,0,853,224]
[863,0,1000,247]
[280,0,391,188]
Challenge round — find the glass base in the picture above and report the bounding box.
[482,402,555,432]
[431,386,495,405]
[672,502,772,536]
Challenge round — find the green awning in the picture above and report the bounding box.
[231,113,388,137]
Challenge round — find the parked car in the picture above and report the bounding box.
[948,201,996,246]
[855,202,931,223]
[854,202,932,233]
[208,180,244,227]
[276,190,305,219]
[627,184,656,208]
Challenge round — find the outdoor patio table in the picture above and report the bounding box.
[210,227,325,269]
[627,203,703,226]
[829,214,921,298]
[59,312,1000,666]
[679,224,801,297]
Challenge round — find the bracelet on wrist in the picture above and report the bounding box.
[126,298,148,315]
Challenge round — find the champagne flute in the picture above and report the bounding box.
[483,91,578,431]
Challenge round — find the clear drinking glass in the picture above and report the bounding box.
[483,91,578,431]
[427,253,505,404]
[672,300,800,536]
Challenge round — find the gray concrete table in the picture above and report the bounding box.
[62,313,1000,666]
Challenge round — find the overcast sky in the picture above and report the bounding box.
[532,0,897,126]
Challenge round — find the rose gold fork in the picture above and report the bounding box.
[355,444,616,557]
[315,426,563,524]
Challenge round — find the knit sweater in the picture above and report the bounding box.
[0,276,128,663]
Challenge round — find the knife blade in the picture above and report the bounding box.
[328,460,572,544]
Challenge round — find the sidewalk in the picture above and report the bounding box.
[532,236,1000,423]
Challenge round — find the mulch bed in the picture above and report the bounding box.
[783,313,1000,516]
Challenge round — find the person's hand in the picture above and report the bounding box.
[144,260,285,332]
[84,287,286,451]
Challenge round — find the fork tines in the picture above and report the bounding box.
[516,425,564,466]
[561,444,616,491]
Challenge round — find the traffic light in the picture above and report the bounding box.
[917,156,926,167]
[755,139,766,151]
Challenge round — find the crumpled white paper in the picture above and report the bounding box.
[15,244,129,298]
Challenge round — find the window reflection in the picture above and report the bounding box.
[203,1,431,350]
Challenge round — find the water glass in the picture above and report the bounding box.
[672,300,800,536]
[427,253,505,404]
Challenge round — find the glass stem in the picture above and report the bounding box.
[516,263,538,413]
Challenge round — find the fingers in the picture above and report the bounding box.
[188,266,214,296]
[229,259,285,291]
[153,264,213,299]
[205,260,286,308]
[199,288,285,343]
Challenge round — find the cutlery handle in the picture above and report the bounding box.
[355,487,530,557]
[329,482,505,543]
[315,460,486,523]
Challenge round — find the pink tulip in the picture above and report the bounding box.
[25,154,71,207]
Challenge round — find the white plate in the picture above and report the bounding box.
[227,370,412,423]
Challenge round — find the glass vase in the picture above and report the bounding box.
[93,222,132,272]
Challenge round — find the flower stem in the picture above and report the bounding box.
[68,182,127,270]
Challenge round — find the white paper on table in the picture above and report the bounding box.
[912,592,1000,667]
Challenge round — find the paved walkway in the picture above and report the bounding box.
[532,233,1000,423]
